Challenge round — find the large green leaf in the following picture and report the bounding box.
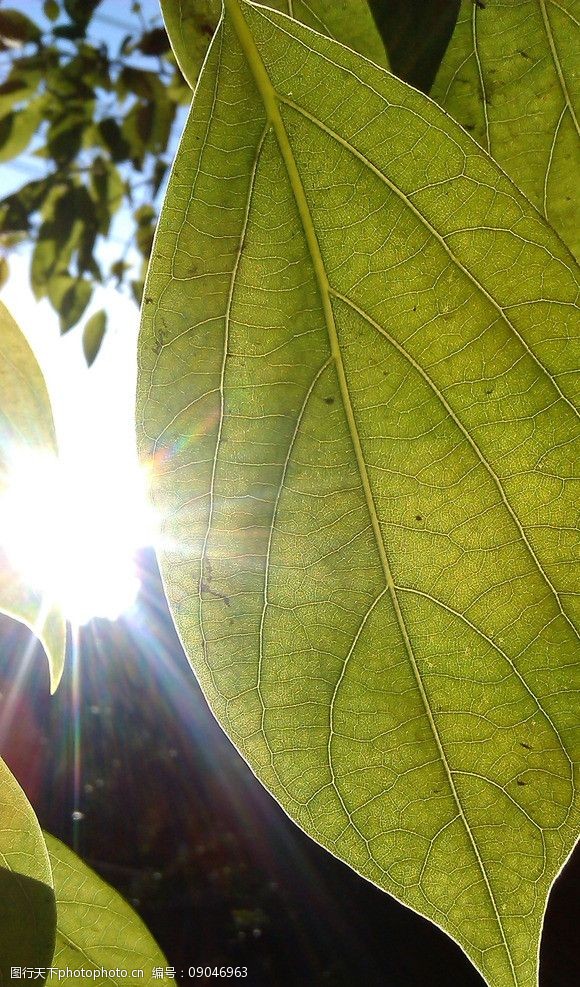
[0,759,56,983]
[137,3,579,986]
[45,834,175,984]
[0,302,66,691]
[160,0,387,90]
[432,0,579,259]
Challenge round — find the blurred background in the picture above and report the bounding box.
[0,2,577,984]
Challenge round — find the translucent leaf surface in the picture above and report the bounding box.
[432,0,579,259]
[160,0,387,90]
[137,3,579,986]
[0,759,56,983]
[44,834,175,985]
[0,302,66,691]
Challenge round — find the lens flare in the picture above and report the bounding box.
[0,446,156,626]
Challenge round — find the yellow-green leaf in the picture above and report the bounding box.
[48,273,92,333]
[44,0,60,23]
[82,308,107,366]
[0,98,43,162]
[44,834,176,984]
[0,759,56,983]
[137,3,579,986]
[160,0,387,91]
[432,0,579,259]
[0,302,66,691]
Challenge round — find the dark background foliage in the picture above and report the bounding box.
[369,0,460,91]
[0,0,194,355]
[0,0,460,360]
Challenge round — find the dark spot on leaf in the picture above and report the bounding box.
[520,742,532,750]
[518,49,530,59]
[413,305,417,312]
[474,0,486,8]
[485,387,493,395]
[201,580,230,606]
[324,396,335,405]
[415,515,423,522]
[516,779,527,786]
[464,123,475,131]
[144,295,153,305]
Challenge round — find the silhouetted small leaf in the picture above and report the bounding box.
[137,26,170,56]
[110,258,129,283]
[63,0,101,31]
[98,116,131,162]
[47,116,86,163]
[31,186,90,297]
[131,276,144,306]
[89,158,124,234]
[0,178,51,233]
[44,0,60,23]
[122,101,154,168]
[0,9,42,46]
[48,274,92,333]
[82,309,107,366]
[52,23,85,41]
[118,65,164,101]
[152,158,168,196]
[134,204,156,258]
[0,257,8,290]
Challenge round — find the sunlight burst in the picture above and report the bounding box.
[0,446,156,626]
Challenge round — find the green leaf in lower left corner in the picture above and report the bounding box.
[44,834,176,985]
[0,758,56,984]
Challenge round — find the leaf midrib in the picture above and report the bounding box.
[224,1,518,979]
